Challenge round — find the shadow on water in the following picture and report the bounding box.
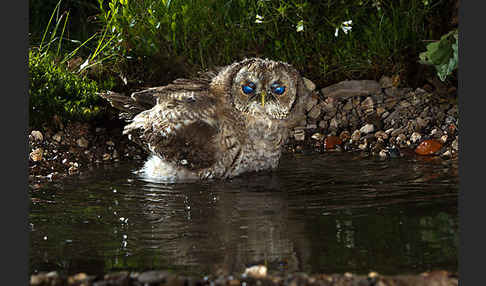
[29,152,458,276]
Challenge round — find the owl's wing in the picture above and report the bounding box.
[124,89,229,172]
[99,76,212,120]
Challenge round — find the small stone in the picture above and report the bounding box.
[339,130,351,142]
[361,96,374,114]
[410,132,422,143]
[305,93,319,112]
[307,104,321,120]
[244,265,267,278]
[106,140,115,146]
[306,123,317,129]
[68,273,88,285]
[359,124,375,134]
[293,129,305,141]
[324,135,342,150]
[440,134,448,143]
[311,133,325,141]
[342,100,353,111]
[303,77,316,91]
[52,132,63,142]
[376,107,386,117]
[379,149,388,158]
[321,80,381,98]
[441,150,452,158]
[430,128,443,138]
[103,153,112,160]
[379,76,393,88]
[329,118,339,129]
[30,148,43,162]
[138,271,169,284]
[30,130,43,141]
[318,120,328,129]
[77,137,89,148]
[415,139,443,155]
[358,141,367,150]
[374,130,388,140]
[395,134,407,144]
[113,149,119,159]
[351,130,361,142]
[452,138,458,151]
[385,128,394,134]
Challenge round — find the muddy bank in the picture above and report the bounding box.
[28,77,458,187]
[30,269,458,286]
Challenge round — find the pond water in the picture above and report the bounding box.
[29,152,458,277]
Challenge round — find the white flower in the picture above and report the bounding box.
[334,20,353,37]
[296,20,304,32]
[255,14,264,24]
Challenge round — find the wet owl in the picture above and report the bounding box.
[100,58,309,181]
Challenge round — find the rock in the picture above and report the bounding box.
[30,148,43,162]
[342,100,353,111]
[416,117,429,130]
[359,124,375,134]
[376,106,386,117]
[339,130,351,142]
[374,130,388,140]
[324,135,342,150]
[106,140,115,146]
[52,132,63,143]
[30,130,43,141]
[307,104,321,120]
[379,76,393,88]
[415,139,443,155]
[318,120,328,129]
[76,137,89,148]
[329,118,339,130]
[311,133,325,140]
[379,149,388,158]
[395,134,407,145]
[452,137,458,151]
[138,270,169,284]
[244,265,267,278]
[351,130,361,142]
[361,96,374,114]
[305,93,319,112]
[102,153,112,160]
[440,134,448,144]
[303,77,316,91]
[293,129,305,141]
[306,123,317,129]
[321,80,381,99]
[410,132,422,143]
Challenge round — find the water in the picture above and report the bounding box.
[29,152,458,277]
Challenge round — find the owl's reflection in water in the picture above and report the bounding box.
[101,58,309,181]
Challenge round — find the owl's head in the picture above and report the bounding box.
[211,58,308,124]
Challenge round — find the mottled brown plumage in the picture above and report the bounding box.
[100,58,309,181]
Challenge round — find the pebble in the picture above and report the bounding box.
[137,270,169,284]
[103,153,112,161]
[244,265,267,278]
[30,148,43,162]
[76,137,89,148]
[415,139,443,155]
[311,133,325,141]
[303,77,316,91]
[351,130,361,142]
[293,129,305,141]
[324,136,342,150]
[52,132,63,143]
[374,130,388,140]
[339,130,351,142]
[359,124,375,134]
[410,132,422,143]
[30,130,43,141]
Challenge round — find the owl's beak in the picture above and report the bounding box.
[261,90,266,107]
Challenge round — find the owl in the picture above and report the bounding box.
[100,58,309,181]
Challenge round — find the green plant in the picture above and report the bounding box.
[93,0,447,87]
[29,0,116,128]
[419,29,458,81]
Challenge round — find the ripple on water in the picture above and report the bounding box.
[29,152,458,276]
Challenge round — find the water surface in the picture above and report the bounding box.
[29,152,458,276]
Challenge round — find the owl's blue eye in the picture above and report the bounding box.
[272,84,286,95]
[242,82,256,94]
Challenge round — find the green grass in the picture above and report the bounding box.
[93,0,452,87]
[28,0,455,127]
